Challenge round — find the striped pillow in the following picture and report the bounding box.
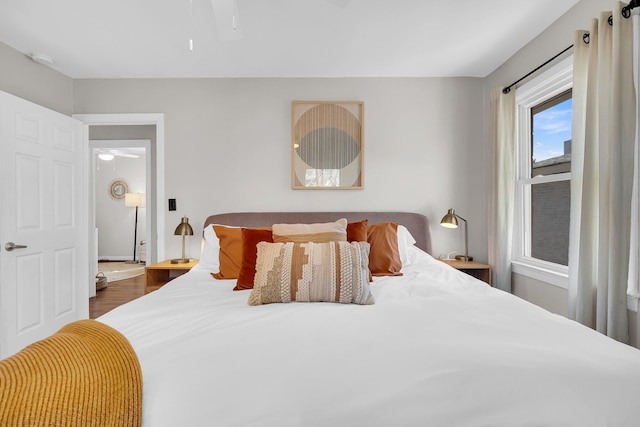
[271,218,347,243]
[248,241,374,306]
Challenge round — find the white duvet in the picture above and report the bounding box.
[99,249,640,427]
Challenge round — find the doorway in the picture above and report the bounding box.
[91,139,150,263]
[73,113,165,299]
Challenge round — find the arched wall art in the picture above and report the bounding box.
[292,101,364,189]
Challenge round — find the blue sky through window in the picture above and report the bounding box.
[532,98,572,163]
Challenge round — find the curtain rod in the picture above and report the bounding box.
[502,0,638,95]
[623,0,639,17]
[502,45,573,94]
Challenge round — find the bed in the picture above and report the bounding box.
[6,211,640,426]
[93,211,640,426]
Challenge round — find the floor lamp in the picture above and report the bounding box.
[125,192,145,264]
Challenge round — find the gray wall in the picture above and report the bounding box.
[483,0,640,347]
[0,42,73,115]
[73,77,487,263]
[0,38,489,276]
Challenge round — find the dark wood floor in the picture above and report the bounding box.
[89,274,146,319]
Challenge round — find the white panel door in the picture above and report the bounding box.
[0,91,87,359]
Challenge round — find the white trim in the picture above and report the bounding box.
[519,172,571,186]
[80,123,92,301]
[72,113,165,267]
[627,294,640,312]
[98,255,141,261]
[515,56,573,106]
[513,56,573,283]
[512,259,569,289]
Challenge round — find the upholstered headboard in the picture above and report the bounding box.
[203,212,432,255]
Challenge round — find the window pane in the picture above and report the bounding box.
[531,181,570,266]
[531,91,572,177]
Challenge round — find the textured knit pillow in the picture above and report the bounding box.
[367,222,403,277]
[248,241,374,306]
[234,227,273,291]
[347,219,372,281]
[272,218,347,243]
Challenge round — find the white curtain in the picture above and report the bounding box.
[628,11,640,306]
[568,2,636,343]
[489,88,515,292]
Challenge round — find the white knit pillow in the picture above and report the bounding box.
[248,241,374,306]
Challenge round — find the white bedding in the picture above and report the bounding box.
[99,248,640,427]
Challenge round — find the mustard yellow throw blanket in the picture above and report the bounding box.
[0,320,142,427]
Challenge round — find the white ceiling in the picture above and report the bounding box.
[0,0,581,79]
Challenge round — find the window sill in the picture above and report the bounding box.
[512,260,640,313]
[512,259,568,289]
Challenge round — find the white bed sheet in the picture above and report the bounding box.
[99,249,640,427]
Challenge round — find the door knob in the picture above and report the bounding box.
[5,242,27,251]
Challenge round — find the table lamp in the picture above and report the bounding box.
[172,216,194,264]
[440,208,472,262]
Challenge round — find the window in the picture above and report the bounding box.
[531,91,572,265]
[513,56,573,288]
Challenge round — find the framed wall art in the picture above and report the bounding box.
[291,101,364,190]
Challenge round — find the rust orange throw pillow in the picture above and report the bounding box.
[346,219,368,242]
[211,225,243,280]
[367,222,403,277]
[235,228,273,290]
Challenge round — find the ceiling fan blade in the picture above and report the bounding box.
[210,0,242,41]
[95,148,142,159]
[111,151,139,159]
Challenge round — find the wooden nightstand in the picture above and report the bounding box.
[439,259,492,285]
[145,259,199,293]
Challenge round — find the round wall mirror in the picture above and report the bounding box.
[109,179,129,200]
